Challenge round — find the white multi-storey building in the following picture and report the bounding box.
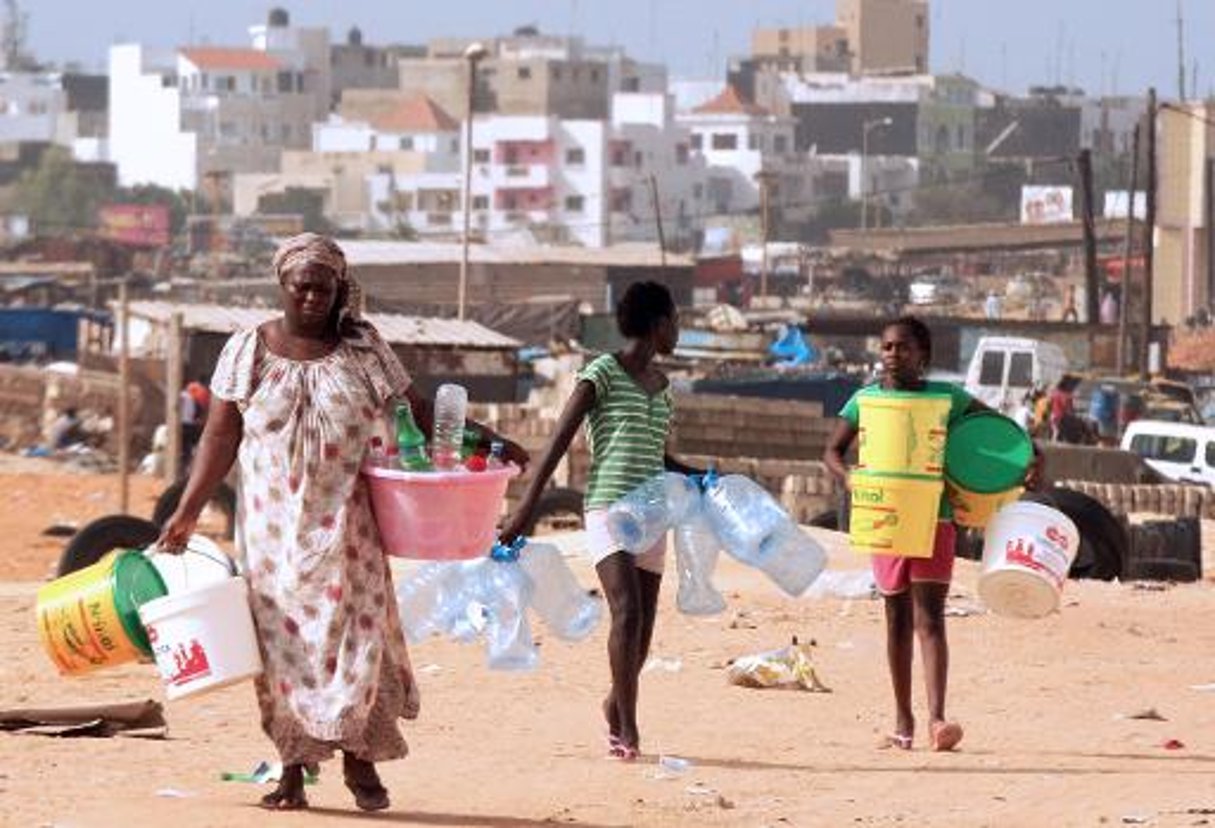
[108,9,329,190]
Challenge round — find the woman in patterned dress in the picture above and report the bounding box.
[157,233,527,811]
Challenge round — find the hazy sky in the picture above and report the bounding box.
[24,1,1215,98]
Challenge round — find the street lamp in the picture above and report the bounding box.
[457,41,488,321]
[860,116,893,234]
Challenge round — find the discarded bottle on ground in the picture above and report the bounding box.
[606,472,698,553]
[395,402,432,472]
[431,383,468,471]
[518,542,602,640]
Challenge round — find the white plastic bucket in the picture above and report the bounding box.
[149,535,239,595]
[138,577,263,700]
[978,501,1080,619]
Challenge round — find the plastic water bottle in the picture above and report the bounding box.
[395,562,465,642]
[431,383,468,471]
[470,557,538,670]
[606,473,698,553]
[672,510,727,615]
[518,542,603,640]
[486,439,506,469]
[702,474,788,564]
[755,523,827,597]
[395,402,432,471]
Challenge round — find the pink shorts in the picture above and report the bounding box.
[870,521,956,596]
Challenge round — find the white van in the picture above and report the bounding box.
[964,336,1069,414]
[1120,420,1215,486]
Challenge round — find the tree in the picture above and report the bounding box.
[13,146,115,236]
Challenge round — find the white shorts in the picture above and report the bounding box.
[584,509,666,575]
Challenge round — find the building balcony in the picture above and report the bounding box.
[490,163,552,189]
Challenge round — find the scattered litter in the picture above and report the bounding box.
[835,640,855,650]
[716,794,736,810]
[1190,683,1215,692]
[642,657,683,674]
[155,788,194,799]
[945,602,986,617]
[726,636,830,692]
[220,761,320,785]
[686,782,717,797]
[1121,815,1152,825]
[1132,582,1171,592]
[728,611,758,630]
[658,755,692,774]
[419,663,444,675]
[1126,708,1168,722]
[1162,739,1186,751]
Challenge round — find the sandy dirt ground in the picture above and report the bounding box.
[2,463,1215,827]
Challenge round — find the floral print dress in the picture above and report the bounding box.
[210,325,420,765]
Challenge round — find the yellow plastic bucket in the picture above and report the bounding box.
[947,484,1025,529]
[856,393,951,478]
[36,550,167,676]
[849,473,943,558]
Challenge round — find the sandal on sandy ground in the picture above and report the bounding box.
[343,753,390,812]
[259,765,309,811]
[877,733,913,751]
[607,741,640,761]
[931,721,964,752]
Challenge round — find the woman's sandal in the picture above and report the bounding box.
[343,754,391,812]
[259,765,309,811]
[607,741,640,762]
[877,733,914,751]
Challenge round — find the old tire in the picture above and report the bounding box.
[808,509,841,531]
[523,487,584,536]
[1048,487,1127,581]
[56,514,161,577]
[152,480,237,540]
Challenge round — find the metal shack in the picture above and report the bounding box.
[122,301,523,402]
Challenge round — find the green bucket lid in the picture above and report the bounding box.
[111,550,168,656]
[944,412,1032,494]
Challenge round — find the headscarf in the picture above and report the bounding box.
[272,232,366,338]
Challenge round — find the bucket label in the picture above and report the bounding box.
[1004,533,1070,588]
[151,633,213,687]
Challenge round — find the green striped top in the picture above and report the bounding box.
[579,354,673,509]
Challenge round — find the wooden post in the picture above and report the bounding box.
[1077,149,1100,324]
[1141,88,1157,378]
[165,311,184,483]
[117,279,131,514]
[1117,124,1140,375]
[648,174,667,267]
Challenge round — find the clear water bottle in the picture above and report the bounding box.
[394,562,465,643]
[755,523,827,597]
[672,510,727,615]
[395,403,432,471]
[432,383,468,471]
[487,439,506,469]
[518,542,603,640]
[702,474,788,564]
[606,473,698,553]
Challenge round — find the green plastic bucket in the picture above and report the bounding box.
[113,550,170,656]
[943,412,1032,529]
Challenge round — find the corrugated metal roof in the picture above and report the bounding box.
[122,301,520,349]
[337,240,692,268]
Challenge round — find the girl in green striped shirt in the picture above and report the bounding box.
[502,281,703,761]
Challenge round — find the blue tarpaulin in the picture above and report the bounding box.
[0,308,105,361]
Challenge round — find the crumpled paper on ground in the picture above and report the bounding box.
[726,637,831,692]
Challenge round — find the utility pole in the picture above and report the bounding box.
[1176,0,1187,101]
[1141,88,1157,378]
[648,174,666,267]
[756,171,774,299]
[1117,124,1139,375]
[165,312,183,483]
[1077,149,1100,324]
[117,278,131,515]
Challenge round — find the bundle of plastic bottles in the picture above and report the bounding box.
[606,470,827,607]
[395,538,603,670]
[370,383,508,473]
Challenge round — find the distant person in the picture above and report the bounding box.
[47,407,83,450]
[1049,375,1078,441]
[1012,388,1043,435]
[1099,290,1119,325]
[1061,285,1079,323]
[1089,383,1120,446]
[984,291,1002,320]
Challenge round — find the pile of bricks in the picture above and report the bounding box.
[670,393,836,461]
[1055,480,1214,519]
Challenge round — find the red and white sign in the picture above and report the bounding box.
[97,204,171,247]
[1020,186,1074,225]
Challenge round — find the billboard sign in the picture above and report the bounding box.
[1020,186,1074,225]
[98,204,171,247]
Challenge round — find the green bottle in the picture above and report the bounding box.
[395,403,432,471]
[460,426,482,460]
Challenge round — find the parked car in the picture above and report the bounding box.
[964,336,1069,414]
[1120,420,1215,486]
[908,273,968,306]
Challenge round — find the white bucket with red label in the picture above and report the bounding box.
[138,577,263,700]
[978,501,1080,619]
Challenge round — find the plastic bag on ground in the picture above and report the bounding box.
[518,541,603,640]
[606,473,698,553]
[672,509,727,615]
[726,637,830,692]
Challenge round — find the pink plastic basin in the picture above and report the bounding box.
[363,463,520,560]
